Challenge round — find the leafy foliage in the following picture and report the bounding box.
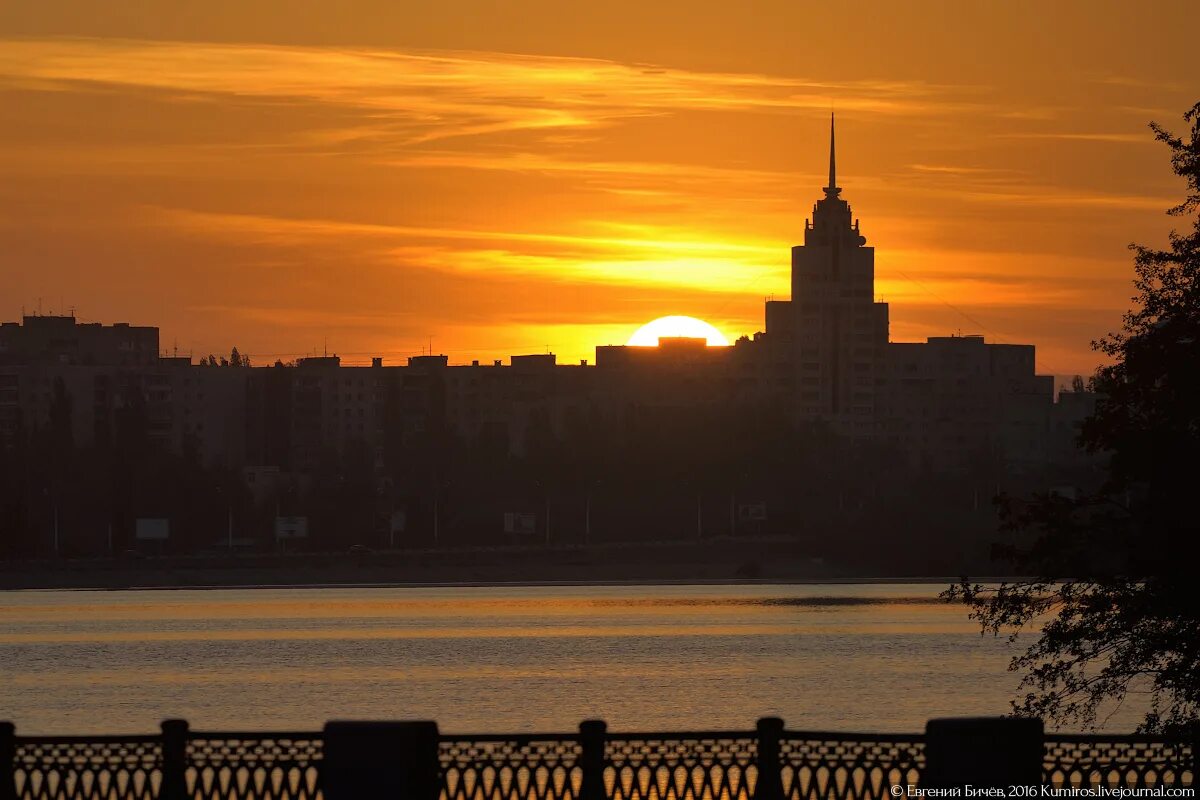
[946,102,1200,733]
[198,347,251,367]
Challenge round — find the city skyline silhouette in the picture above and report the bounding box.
[2,2,1197,375]
[0,113,1105,572]
[2,8,1199,792]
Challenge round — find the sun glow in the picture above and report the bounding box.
[626,316,730,347]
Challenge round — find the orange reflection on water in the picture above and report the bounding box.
[1,584,1085,733]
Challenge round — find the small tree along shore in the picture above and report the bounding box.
[947,101,1200,733]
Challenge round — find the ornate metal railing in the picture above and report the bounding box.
[780,732,924,800]
[440,734,582,800]
[187,732,323,800]
[0,719,1193,800]
[11,734,162,800]
[1044,734,1194,789]
[606,731,758,800]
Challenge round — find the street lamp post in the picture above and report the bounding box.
[431,478,450,549]
[584,479,600,548]
[534,479,551,548]
[216,484,233,553]
[44,487,59,558]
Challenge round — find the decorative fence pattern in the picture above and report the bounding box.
[11,735,162,800]
[440,735,582,800]
[1044,734,1195,789]
[187,733,323,800]
[779,733,924,800]
[1,720,1194,800]
[606,732,758,800]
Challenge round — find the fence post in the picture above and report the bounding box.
[1192,726,1198,789]
[160,719,189,800]
[321,721,440,800]
[753,717,785,800]
[579,719,607,800]
[923,717,1043,789]
[1,722,16,800]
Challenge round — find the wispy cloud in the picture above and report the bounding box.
[906,163,1020,177]
[0,34,1179,374]
[384,151,798,188]
[151,206,784,295]
[1093,75,1188,92]
[892,163,1172,211]
[0,37,968,146]
[998,131,1152,144]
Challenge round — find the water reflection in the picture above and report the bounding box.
[0,583,1143,734]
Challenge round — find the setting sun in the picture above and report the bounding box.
[626,315,730,347]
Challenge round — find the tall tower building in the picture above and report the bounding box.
[765,115,890,435]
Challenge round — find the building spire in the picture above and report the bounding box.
[824,112,840,198]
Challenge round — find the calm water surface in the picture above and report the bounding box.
[0,583,1140,734]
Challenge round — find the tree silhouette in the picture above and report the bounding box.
[946,101,1200,732]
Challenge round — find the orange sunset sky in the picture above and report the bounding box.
[1,1,1197,376]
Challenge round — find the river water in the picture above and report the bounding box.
[0,583,1141,734]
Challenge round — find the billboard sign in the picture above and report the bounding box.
[274,516,309,540]
[738,503,767,521]
[135,518,170,541]
[503,512,537,535]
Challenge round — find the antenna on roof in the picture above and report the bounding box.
[821,110,841,198]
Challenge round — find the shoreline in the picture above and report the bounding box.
[0,575,989,593]
[0,536,1007,592]
[0,538,783,590]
